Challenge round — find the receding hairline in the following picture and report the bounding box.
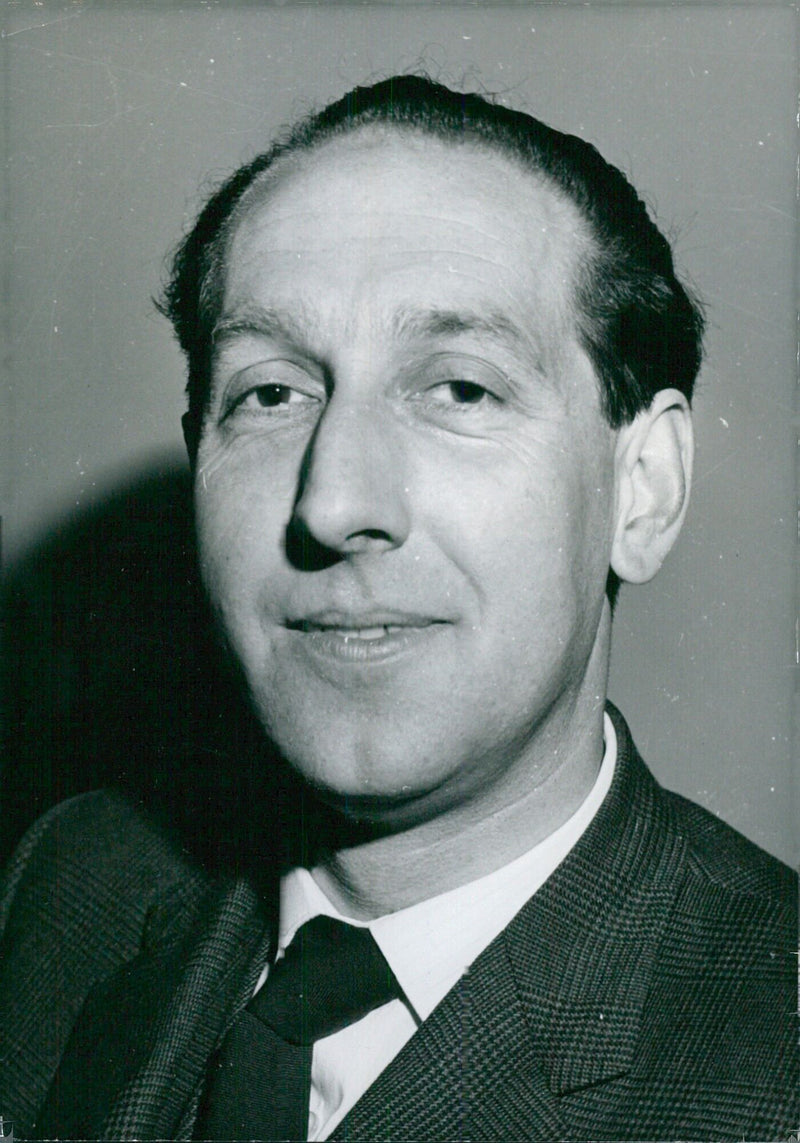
[230,119,595,242]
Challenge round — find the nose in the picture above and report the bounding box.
[291,396,411,556]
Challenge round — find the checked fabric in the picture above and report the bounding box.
[192,914,402,1142]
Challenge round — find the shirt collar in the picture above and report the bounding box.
[279,712,617,1022]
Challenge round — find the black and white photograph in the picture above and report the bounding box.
[1,3,797,1140]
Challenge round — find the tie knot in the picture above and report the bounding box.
[248,914,401,1045]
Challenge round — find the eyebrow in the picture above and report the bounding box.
[392,305,523,346]
[393,306,546,376]
[212,304,316,348]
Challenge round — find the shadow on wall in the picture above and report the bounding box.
[1,464,299,875]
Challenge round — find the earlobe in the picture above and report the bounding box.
[610,389,693,585]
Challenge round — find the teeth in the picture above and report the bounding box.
[343,626,388,640]
[294,622,415,639]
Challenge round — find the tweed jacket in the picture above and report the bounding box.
[0,707,797,1142]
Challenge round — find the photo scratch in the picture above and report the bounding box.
[2,9,83,39]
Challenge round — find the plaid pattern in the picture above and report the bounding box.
[0,706,797,1141]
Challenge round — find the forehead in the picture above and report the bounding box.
[222,131,590,362]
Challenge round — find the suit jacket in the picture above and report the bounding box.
[0,706,797,1142]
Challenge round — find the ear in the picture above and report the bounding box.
[611,389,693,585]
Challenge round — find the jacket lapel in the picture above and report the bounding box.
[508,704,688,1099]
[35,876,273,1141]
[331,705,687,1140]
[329,934,567,1142]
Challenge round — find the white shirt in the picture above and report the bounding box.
[258,713,617,1141]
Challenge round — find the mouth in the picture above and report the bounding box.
[284,612,450,663]
[288,611,441,632]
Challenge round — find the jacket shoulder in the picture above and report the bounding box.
[0,791,209,1127]
[664,785,796,906]
[569,712,799,1138]
[1,789,208,949]
[631,784,798,1137]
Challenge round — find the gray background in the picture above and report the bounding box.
[2,2,798,865]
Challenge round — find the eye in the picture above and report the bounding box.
[248,384,313,409]
[221,359,324,422]
[409,353,509,415]
[429,380,492,406]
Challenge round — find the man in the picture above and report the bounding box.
[0,76,796,1142]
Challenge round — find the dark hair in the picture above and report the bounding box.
[160,73,704,443]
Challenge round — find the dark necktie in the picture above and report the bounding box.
[193,914,402,1142]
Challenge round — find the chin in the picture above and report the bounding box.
[272,730,456,829]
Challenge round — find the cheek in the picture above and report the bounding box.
[418,434,614,633]
[419,434,587,558]
[193,435,300,594]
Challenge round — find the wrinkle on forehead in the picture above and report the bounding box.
[221,129,596,396]
[231,127,590,271]
[214,299,547,374]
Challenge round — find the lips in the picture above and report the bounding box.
[284,611,449,665]
[286,610,443,634]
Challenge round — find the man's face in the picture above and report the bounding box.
[194,131,619,827]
